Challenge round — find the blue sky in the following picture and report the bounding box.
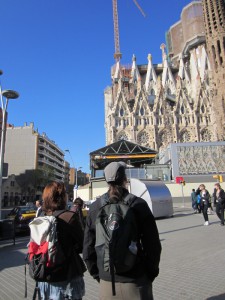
[0,0,192,172]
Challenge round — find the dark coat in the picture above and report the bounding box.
[214,189,225,205]
[83,189,161,283]
[36,207,43,217]
[200,190,210,206]
[54,210,86,280]
[70,205,85,230]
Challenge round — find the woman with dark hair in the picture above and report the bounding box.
[83,162,161,300]
[39,181,86,300]
[214,183,225,225]
[70,197,85,230]
[197,184,210,226]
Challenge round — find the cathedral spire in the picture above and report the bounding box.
[178,54,190,82]
[145,54,157,91]
[130,54,141,88]
[202,0,225,140]
[160,44,176,88]
[113,60,121,81]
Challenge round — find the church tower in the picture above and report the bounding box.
[202,0,225,140]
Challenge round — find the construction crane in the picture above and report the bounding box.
[112,0,146,62]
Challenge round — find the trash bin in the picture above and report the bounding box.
[129,178,173,218]
[0,219,15,245]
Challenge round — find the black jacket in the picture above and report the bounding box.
[214,189,225,205]
[54,210,86,280]
[196,188,210,205]
[83,189,161,283]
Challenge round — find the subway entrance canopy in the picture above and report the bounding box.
[90,140,157,178]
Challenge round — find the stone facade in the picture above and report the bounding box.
[161,141,225,180]
[202,0,225,140]
[4,122,68,182]
[104,1,225,152]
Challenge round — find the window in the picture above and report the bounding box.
[180,105,185,114]
[10,181,15,187]
[150,89,155,95]
[201,105,205,113]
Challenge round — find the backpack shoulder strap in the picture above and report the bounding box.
[99,193,110,208]
[123,193,137,206]
[53,210,67,218]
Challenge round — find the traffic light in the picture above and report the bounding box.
[180,180,186,186]
[213,175,223,183]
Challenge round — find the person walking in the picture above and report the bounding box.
[83,161,161,300]
[214,183,225,226]
[38,182,86,300]
[191,189,197,213]
[35,200,43,217]
[197,184,210,225]
[70,197,86,230]
[195,189,202,213]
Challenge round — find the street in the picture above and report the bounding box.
[0,207,225,300]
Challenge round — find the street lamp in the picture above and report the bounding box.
[75,166,82,199]
[64,149,82,199]
[0,73,19,219]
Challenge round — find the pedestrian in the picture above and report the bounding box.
[197,184,210,225]
[195,189,202,213]
[207,194,214,215]
[38,182,86,300]
[71,197,86,230]
[214,183,225,226]
[191,189,197,213]
[35,199,43,217]
[83,161,161,300]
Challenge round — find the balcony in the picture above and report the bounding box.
[38,157,65,172]
[38,149,64,165]
[38,141,64,160]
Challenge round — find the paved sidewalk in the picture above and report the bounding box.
[0,208,225,300]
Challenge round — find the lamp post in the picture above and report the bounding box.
[0,73,19,219]
[75,166,82,199]
[64,149,82,199]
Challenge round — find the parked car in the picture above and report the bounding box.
[7,206,37,233]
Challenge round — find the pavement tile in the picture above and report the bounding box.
[0,207,225,299]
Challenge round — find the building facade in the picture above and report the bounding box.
[202,0,225,140]
[4,122,69,182]
[160,141,225,181]
[104,1,225,152]
[2,174,22,207]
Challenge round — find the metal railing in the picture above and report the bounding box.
[93,165,171,182]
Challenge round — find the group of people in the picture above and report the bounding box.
[30,162,161,300]
[191,183,225,226]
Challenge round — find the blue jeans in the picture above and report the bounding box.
[38,276,85,300]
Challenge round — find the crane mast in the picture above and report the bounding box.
[112,0,146,62]
[112,0,122,61]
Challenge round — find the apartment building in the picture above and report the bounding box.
[4,122,68,182]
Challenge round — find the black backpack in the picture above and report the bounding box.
[25,211,70,299]
[26,211,69,283]
[95,193,138,295]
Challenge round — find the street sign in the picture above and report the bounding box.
[175,176,184,184]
